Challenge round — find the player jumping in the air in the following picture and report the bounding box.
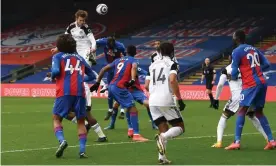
[90,45,149,142]
[225,30,276,150]
[211,55,267,148]
[51,34,95,158]
[96,37,126,120]
[51,10,107,142]
[104,45,158,132]
[148,42,186,164]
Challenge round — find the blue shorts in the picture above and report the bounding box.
[52,96,86,119]
[131,89,148,105]
[109,84,135,109]
[240,84,267,109]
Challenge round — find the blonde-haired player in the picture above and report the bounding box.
[51,10,107,142]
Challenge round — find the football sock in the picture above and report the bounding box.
[248,116,267,140]
[158,139,167,160]
[54,126,65,143]
[108,109,113,113]
[256,114,274,141]
[235,114,245,143]
[217,115,227,142]
[120,108,125,113]
[126,111,133,129]
[79,134,87,153]
[161,127,183,140]
[91,123,106,138]
[108,96,113,110]
[110,108,118,126]
[130,112,139,134]
[208,93,214,104]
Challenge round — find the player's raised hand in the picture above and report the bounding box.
[213,99,219,109]
[125,79,135,88]
[90,82,100,92]
[177,99,186,111]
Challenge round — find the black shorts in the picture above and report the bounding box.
[205,80,213,90]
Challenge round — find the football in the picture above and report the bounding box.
[96,4,108,15]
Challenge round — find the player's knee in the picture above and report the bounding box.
[237,106,249,116]
[154,116,167,127]
[128,106,137,113]
[222,109,235,119]
[86,113,97,125]
[52,114,62,121]
[169,118,185,132]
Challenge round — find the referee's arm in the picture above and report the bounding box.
[201,68,205,84]
[212,68,216,84]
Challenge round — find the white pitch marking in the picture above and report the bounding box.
[2,131,274,154]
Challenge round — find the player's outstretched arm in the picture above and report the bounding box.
[170,63,185,111]
[83,25,96,51]
[131,63,138,80]
[215,74,227,100]
[144,79,150,91]
[144,68,151,91]
[51,54,61,80]
[125,62,137,88]
[90,64,112,92]
[83,60,96,82]
[98,65,112,83]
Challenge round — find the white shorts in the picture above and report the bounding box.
[223,90,240,113]
[77,49,91,65]
[149,106,183,122]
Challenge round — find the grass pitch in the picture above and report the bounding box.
[1,97,276,165]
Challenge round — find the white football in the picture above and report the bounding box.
[96,4,108,15]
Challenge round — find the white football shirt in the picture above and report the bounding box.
[215,64,242,99]
[148,56,178,106]
[65,22,96,57]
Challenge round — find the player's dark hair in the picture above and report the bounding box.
[160,41,174,59]
[234,30,246,43]
[127,45,136,57]
[107,36,115,48]
[75,10,88,19]
[56,34,76,53]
